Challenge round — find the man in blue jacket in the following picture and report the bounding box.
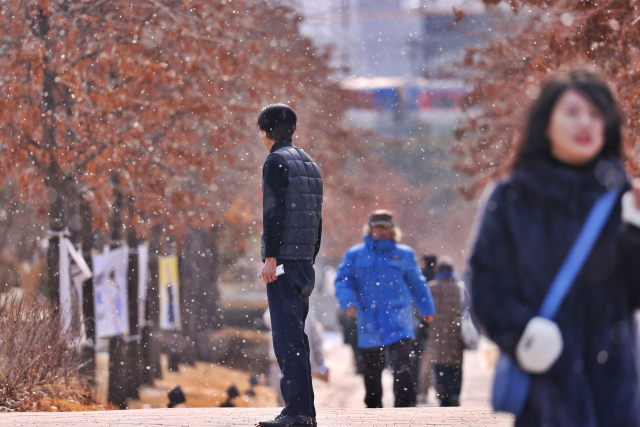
[335,210,435,408]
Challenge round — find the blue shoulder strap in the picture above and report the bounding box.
[539,190,619,319]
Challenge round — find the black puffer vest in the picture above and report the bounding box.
[261,146,323,261]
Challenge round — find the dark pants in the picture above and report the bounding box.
[434,364,462,407]
[361,339,415,408]
[266,260,316,418]
[409,321,429,405]
[339,311,364,375]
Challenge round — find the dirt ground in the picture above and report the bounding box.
[93,331,499,410]
[95,353,277,409]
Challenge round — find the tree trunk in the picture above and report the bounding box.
[79,255,96,383]
[78,199,96,383]
[185,225,221,362]
[125,195,142,400]
[108,174,129,407]
[45,235,61,304]
[107,336,128,409]
[125,246,142,400]
[39,6,63,305]
[111,174,124,243]
[178,250,196,366]
[44,161,65,303]
[204,225,221,330]
[142,223,163,384]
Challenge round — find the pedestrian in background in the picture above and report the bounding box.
[425,258,467,407]
[334,210,435,408]
[421,254,437,282]
[409,254,438,405]
[257,104,323,427]
[469,71,640,426]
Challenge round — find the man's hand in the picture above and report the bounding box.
[422,315,434,323]
[633,178,640,210]
[344,306,357,317]
[261,257,277,284]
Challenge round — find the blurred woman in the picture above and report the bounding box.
[469,71,640,426]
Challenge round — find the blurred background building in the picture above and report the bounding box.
[278,0,490,136]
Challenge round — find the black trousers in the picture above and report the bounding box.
[266,260,316,417]
[434,364,462,407]
[408,321,429,405]
[339,312,365,375]
[361,339,415,408]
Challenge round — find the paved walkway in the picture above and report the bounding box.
[2,334,512,426]
[1,407,513,426]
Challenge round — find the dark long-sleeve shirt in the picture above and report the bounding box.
[262,139,322,261]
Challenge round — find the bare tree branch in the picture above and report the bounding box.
[23,1,39,38]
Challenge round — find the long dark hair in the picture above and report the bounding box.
[513,70,622,170]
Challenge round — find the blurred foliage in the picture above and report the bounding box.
[0,180,45,259]
[0,0,418,262]
[454,2,640,197]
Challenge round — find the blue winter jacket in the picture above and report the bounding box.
[335,236,436,348]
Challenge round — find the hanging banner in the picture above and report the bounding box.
[67,239,93,309]
[59,235,71,333]
[159,255,181,331]
[137,242,149,329]
[68,240,92,342]
[92,246,130,339]
[59,237,93,334]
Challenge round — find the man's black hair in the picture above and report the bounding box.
[514,70,622,170]
[257,103,297,141]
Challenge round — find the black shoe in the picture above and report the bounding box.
[257,414,317,427]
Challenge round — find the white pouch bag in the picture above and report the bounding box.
[459,283,480,350]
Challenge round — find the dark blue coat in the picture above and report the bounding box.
[469,157,640,427]
[335,236,436,348]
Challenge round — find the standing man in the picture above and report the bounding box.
[334,210,435,408]
[409,253,438,405]
[257,104,322,427]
